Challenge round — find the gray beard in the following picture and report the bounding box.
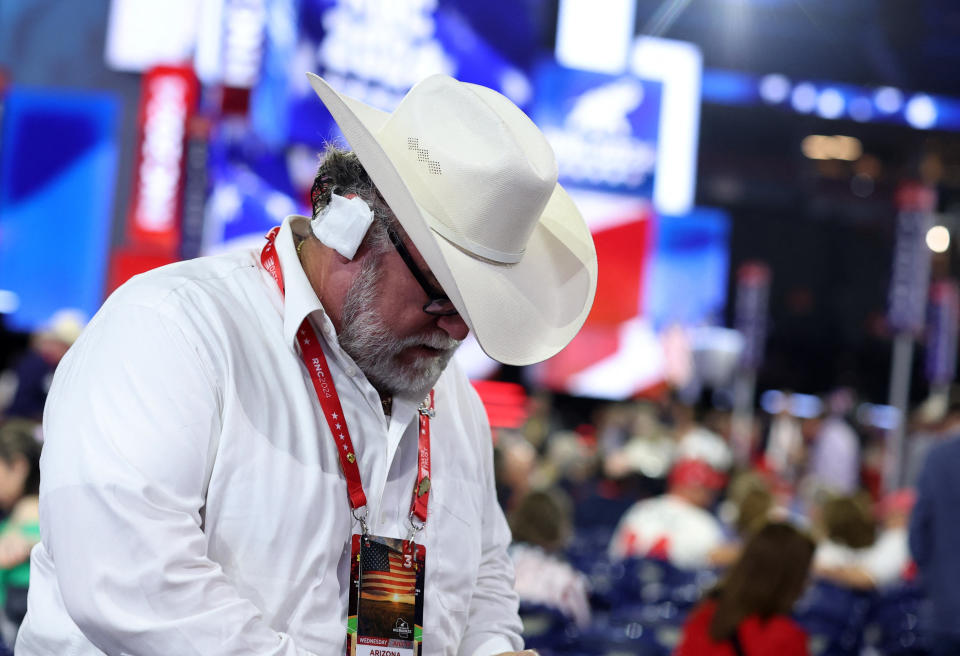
[338,259,460,399]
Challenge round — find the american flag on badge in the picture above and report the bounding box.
[360,539,416,603]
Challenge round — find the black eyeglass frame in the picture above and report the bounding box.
[386,227,459,316]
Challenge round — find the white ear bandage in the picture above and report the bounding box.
[310,193,375,260]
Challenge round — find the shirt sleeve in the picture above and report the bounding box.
[861,530,909,587]
[39,298,315,656]
[456,384,523,656]
[669,510,724,570]
[814,541,853,570]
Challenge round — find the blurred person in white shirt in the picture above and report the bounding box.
[863,489,915,586]
[812,493,877,588]
[508,488,591,630]
[609,458,727,569]
[814,490,915,590]
[763,393,805,483]
[805,390,861,496]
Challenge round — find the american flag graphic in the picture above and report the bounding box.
[360,540,416,600]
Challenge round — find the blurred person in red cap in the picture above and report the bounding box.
[608,458,727,569]
[17,73,598,656]
[674,520,815,656]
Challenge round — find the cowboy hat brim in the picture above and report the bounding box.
[307,73,597,366]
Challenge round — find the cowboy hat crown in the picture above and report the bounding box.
[308,73,597,366]
[389,79,560,263]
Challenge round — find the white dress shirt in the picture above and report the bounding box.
[509,544,591,629]
[861,527,911,587]
[608,494,724,570]
[16,216,522,656]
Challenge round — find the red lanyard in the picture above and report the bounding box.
[261,227,432,526]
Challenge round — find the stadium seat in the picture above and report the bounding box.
[518,601,580,654]
[793,580,874,656]
[862,583,932,656]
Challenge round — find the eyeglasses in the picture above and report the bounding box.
[386,228,459,316]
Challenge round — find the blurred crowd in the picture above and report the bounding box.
[0,310,83,653]
[0,309,957,655]
[495,386,960,656]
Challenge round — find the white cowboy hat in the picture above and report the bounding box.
[307,73,597,366]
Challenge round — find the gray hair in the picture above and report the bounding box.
[311,145,400,257]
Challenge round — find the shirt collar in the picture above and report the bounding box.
[275,215,334,350]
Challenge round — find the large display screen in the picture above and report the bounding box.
[0,87,119,331]
[191,0,723,399]
[2,0,725,400]
[531,198,729,399]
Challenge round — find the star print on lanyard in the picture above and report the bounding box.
[260,228,433,526]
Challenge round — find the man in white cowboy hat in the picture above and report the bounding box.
[17,74,596,656]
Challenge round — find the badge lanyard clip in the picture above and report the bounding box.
[407,392,434,543]
[406,512,425,542]
[352,506,370,536]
